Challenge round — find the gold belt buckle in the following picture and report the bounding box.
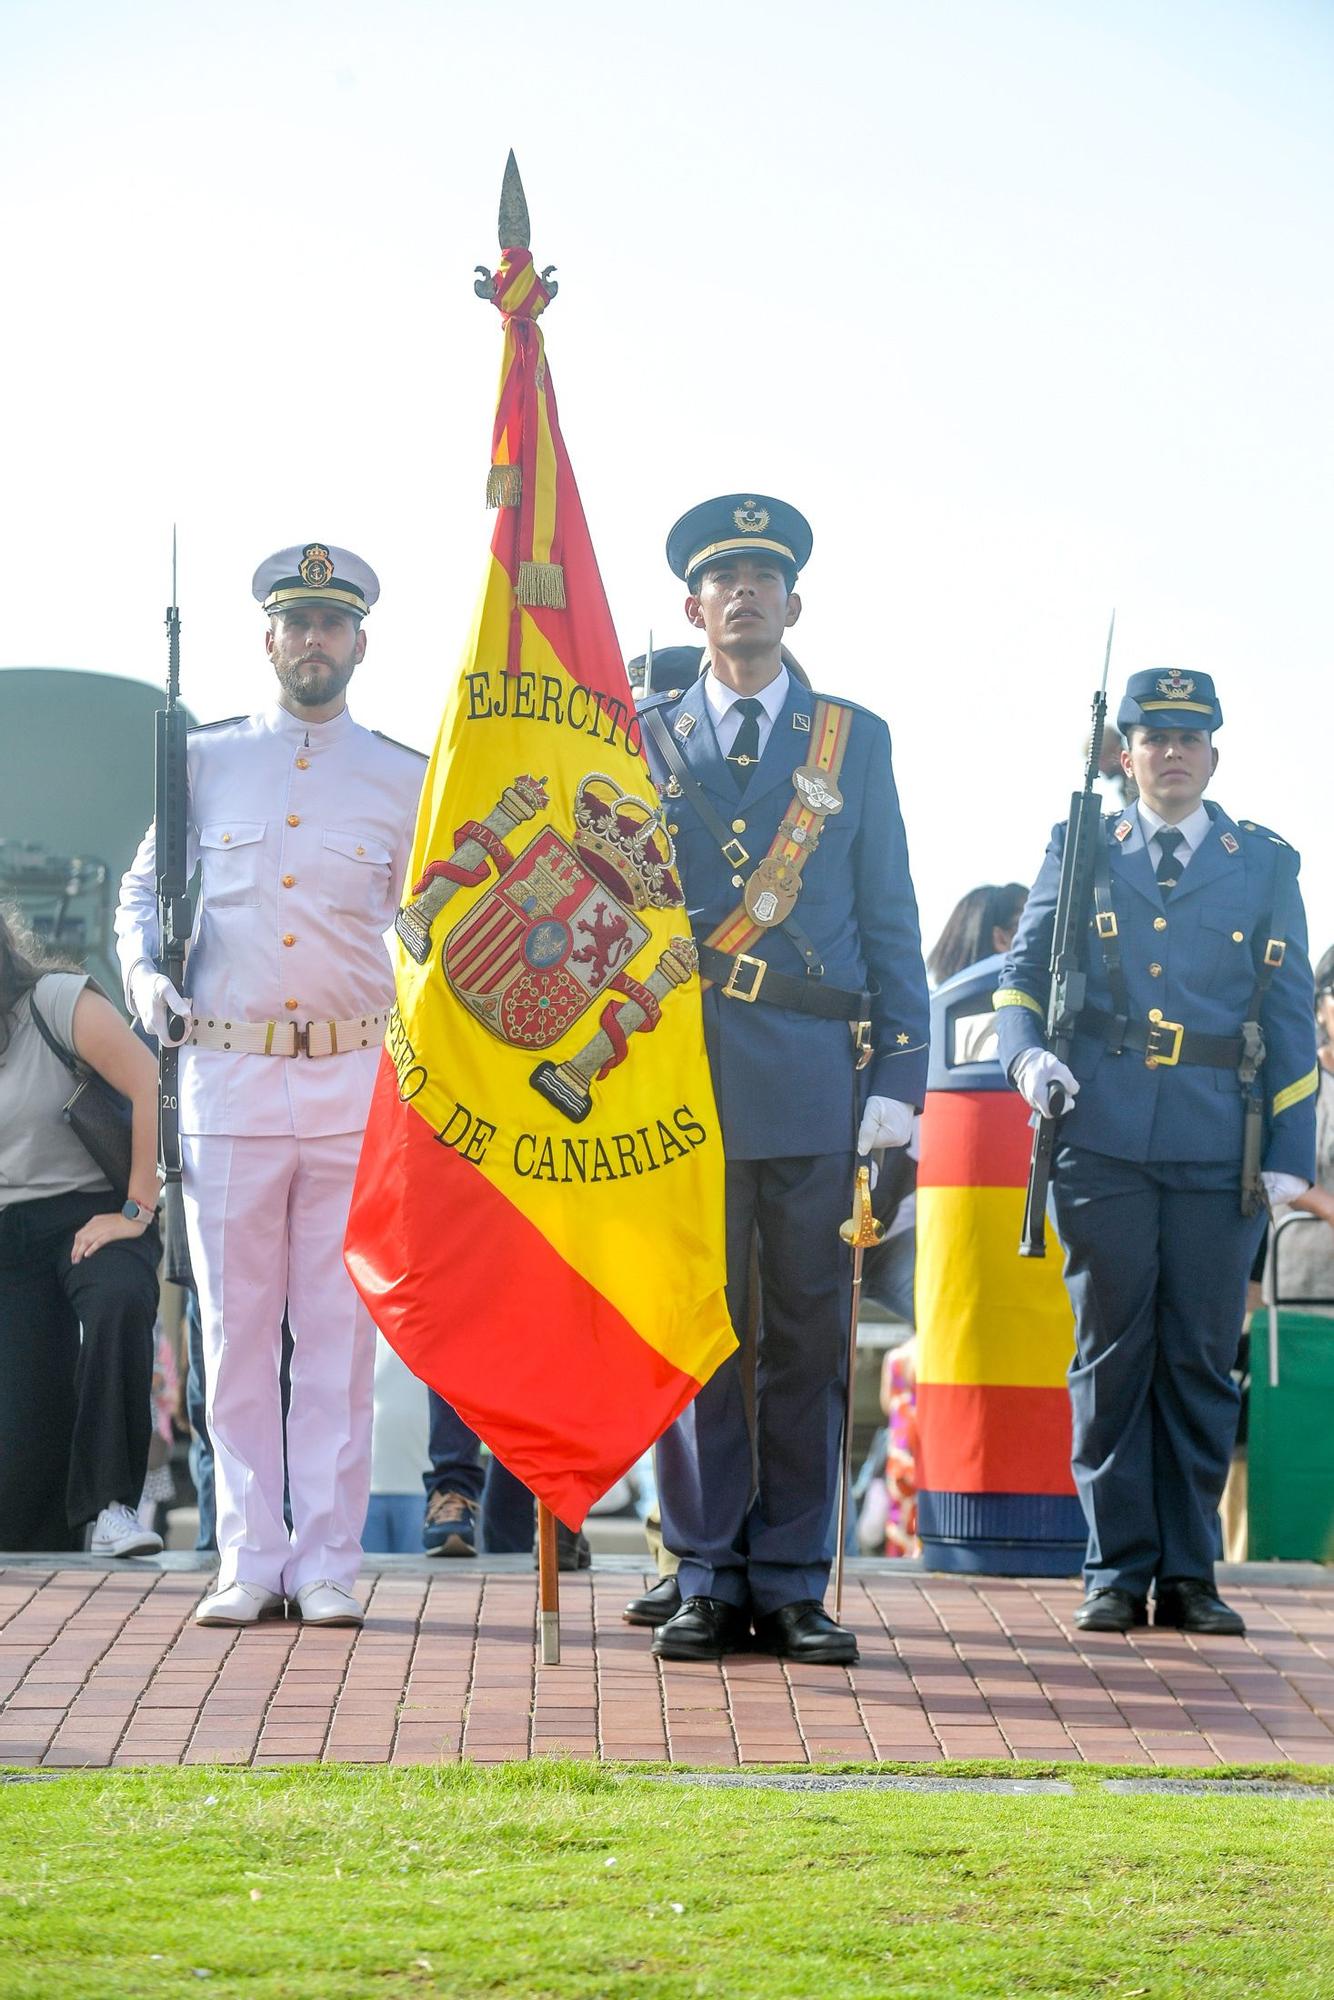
[1144,1008,1183,1068]
[851,1019,874,1070]
[723,952,766,1003]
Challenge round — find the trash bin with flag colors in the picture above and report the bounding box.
[913,956,1085,1574]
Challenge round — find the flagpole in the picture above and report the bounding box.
[537,1502,561,1664]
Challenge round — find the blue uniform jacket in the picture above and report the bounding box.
[995,802,1317,1181]
[640,673,929,1160]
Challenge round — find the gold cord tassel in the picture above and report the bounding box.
[486,464,522,509]
[516,560,566,609]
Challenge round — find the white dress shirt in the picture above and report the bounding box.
[116,701,425,1138]
[1133,799,1212,877]
[703,664,790,760]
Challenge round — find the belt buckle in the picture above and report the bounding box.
[295,1021,312,1058]
[723,952,766,1003]
[851,1019,874,1070]
[1144,1009,1183,1068]
[721,836,750,868]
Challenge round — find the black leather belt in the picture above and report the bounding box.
[1079,1007,1243,1069]
[696,943,870,1023]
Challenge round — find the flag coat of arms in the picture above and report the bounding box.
[344,169,734,1527]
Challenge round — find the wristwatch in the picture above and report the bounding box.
[121,1199,154,1224]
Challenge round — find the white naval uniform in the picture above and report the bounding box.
[116,700,425,1595]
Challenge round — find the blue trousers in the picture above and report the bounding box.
[657,1152,851,1614]
[1052,1145,1262,1595]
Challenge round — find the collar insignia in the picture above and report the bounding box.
[792,711,811,733]
[1221,831,1239,854]
[1114,819,1132,842]
[674,712,696,740]
[733,500,770,534]
[298,543,334,588]
[1156,668,1195,701]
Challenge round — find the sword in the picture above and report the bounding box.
[834,1164,884,1623]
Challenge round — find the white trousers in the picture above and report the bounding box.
[182,1131,374,1594]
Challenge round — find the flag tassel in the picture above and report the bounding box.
[486,463,522,509]
[516,559,567,609]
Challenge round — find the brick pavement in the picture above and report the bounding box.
[1,1560,1330,1771]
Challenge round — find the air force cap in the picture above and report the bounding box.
[666,494,813,587]
[252,543,380,619]
[1118,667,1222,734]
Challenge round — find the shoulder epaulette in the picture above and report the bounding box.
[188,714,247,734]
[635,688,684,713]
[1237,820,1291,849]
[372,729,429,761]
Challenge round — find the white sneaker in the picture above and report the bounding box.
[292,1579,364,1626]
[195,1581,286,1627]
[89,1503,163,1558]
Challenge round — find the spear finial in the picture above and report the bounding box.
[498,148,531,250]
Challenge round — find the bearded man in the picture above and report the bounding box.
[117,544,425,1627]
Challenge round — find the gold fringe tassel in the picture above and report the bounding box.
[486,463,522,509]
[516,560,566,609]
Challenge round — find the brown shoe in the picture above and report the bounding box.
[423,1489,478,1557]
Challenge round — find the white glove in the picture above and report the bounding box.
[1262,1172,1309,1207]
[127,963,193,1047]
[857,1096,915,1154]
[1010,1049,1079,1117]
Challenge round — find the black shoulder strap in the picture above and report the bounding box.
[642,706,750,868]
[25,982,81,1077]
[1091,830,1131,1048]
[1244,843,1300,1030]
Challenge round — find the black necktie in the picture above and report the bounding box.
[1155,827,1183,896]
[728,698,764,791]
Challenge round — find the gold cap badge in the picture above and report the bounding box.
[733,501,770,534]
[1156,669,1195,701]
[299,544,334,588]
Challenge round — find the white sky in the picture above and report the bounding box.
[3,0,1331,956]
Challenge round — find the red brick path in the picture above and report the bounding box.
[1,1562,1331,1770]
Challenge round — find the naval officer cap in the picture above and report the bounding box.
[1118,667,1223,734]
[252,542,380,619]
[666,493,813,587]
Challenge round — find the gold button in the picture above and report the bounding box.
[284,998,299,1011]
[1233,930,1244,943]
[356,844,365,856]
[732,819,746,833]
[731,874,744,888]
[287,814,300,827]
[282,874,296,888]
[295,756,310,770]
[282,934,296,947]
[1148,962,1162,977]
[1153,916,1167,931]
[667,823,679,836]
[221,832,232,844]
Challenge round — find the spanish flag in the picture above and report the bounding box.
[344,171,734,1528]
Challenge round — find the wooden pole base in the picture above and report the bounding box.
[537,1501,561,1666]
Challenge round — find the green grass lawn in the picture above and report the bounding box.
[1,1762,1330,1999]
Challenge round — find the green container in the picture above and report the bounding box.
[1250,1219,1334,1560]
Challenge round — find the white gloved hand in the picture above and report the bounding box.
[1010,1048,1079,1117]
[127,963,193,1047]
[857,1096,915,1154]
[1262,1171,1310,1207]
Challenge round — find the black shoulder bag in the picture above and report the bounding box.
[27,981,134,1196]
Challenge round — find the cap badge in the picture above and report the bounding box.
[733,500,770,534]
[1156,669,1195,701]
[299,544,334,588]
[1114,819,1132,842]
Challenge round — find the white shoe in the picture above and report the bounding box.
[293,1580,364,1626]
[89,1503,163,1558]
[195,1581,286,1627]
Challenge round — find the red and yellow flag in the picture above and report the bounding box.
[344,213,733,1529]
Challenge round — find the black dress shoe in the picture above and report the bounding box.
[1073,1587,1148,1633]
[623,1575,681,1627]
[752,1600,859,1665]
[1154,1578,1246,1636]
[651,1596,750,1661]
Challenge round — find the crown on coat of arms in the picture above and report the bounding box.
[572,776,684,910]
[1156,669,1195,700]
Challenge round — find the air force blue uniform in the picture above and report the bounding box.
[640,667,929,1611]
[997,677,1316,1600]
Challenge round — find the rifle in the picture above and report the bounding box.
[1018,613,1116,1257]
[154,530,191,1184]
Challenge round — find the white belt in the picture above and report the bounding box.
[188,1012,388,1058]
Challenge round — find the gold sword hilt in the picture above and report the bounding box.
[839,1165,885,1249]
